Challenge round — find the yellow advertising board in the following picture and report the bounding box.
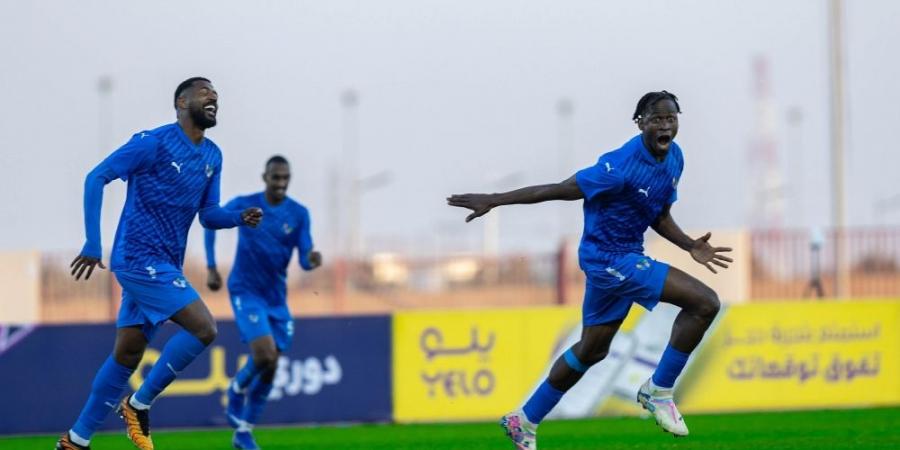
[392,307,580,422]
[678,299,900,412]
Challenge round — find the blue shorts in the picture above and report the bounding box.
[582,253,670,326]
[115,264,200,340]
[230,292,295,352]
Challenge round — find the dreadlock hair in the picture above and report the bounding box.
[266,155,290,170]
[632,90,680,122]
[173,77,211,109]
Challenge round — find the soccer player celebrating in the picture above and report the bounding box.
[448,91,732,447]
[204,155,322,450]
[59,78,263,450]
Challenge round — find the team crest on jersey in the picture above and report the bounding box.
[205,164,214,178]
[283,223,294,235]
[636,258,651,271]
[172,278,187,289]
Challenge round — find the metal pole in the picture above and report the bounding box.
[829,0,849,298]
[556,98,574,238]
[341,89,360,261]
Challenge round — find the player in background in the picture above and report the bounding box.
[448,91,732,448]
[205,155,322,450]
[59,78,263,450]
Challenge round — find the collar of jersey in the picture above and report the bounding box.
[258,191,289,210]
[173,122,207,150]
[634,134,668,165]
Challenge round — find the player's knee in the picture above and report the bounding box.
[254,352,278,372]
[193,322,218,346]
[697,289,721,320]
[113,350,143,369]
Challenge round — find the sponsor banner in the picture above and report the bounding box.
[678,299,900,412]
[0,317,391,435]
[392,307,580,422]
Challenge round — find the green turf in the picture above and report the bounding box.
[5,407,898,449]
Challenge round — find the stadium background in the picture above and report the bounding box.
[1,0,899,448]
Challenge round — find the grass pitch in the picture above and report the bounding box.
[4,407,898,449]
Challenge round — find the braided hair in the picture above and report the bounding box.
[632,91,680,122]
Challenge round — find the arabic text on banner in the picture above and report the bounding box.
[677,299,900,412]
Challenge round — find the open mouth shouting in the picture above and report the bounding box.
[203,103,218,119]
[655,133,672,148]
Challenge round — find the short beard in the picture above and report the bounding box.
[189,106,217,129]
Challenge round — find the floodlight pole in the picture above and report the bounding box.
[829,0,849,298]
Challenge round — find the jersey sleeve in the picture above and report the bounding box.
[296,206,315,271]
[575,155,625,202]
[80,132,159,258]
[204,196,243,268]
[198,157,243,229]
[104,131,160,181]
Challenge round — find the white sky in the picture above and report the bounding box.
[0,0,897,258]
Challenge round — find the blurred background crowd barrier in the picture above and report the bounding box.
[7,226,898,325]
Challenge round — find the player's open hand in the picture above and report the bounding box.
[207,267,223,291]
[690,232,733,274]
[447,193,495,222]
[241,207,263,228]
[70,255,106,281]
[308,251,323,269]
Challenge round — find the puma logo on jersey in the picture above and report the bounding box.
[638,186,650,197]
[145,266,157,279]
[140,132,149,139]
[233,296,242,311]
[205,164,214,178]
[283,223,294,235]
[248,314,260,324]
[171,161,183,174]
[172,278,187,288]
[605,162,614,172]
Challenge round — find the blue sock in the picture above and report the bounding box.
[241,375,274,426]
[522,380,565,424]
[652,344,691,388]
[134,330,207,406]
[234,357,261,391]
[71,356,134,440]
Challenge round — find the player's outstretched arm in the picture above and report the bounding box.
[652,205,733,273]
[447,175,583,222]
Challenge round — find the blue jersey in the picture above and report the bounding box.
[205,192,314,316]
[81,123,243,272]
[575,135,684,271]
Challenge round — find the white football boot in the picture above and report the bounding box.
[637,378,689,437]
[500,410,538,449]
